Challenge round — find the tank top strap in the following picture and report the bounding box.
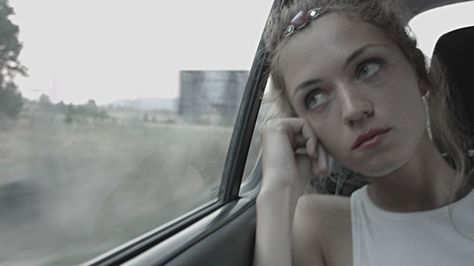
[350,185,368,266]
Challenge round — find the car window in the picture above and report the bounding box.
[0,0,272,265]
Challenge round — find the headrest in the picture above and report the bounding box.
[432,26,474,142]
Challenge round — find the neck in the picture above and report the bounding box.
[366,133,462,212]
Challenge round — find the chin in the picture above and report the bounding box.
[357,163,404,178]
[344,149,413,178]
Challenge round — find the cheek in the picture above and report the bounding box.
[306,112,347,156]
[385,84,427,129]
[396,96,428,151]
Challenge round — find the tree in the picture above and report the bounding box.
[0,0,27,119]
[39,94,51,106]
[56,100,66,112]
[86,99,97,108]
[64,104,75,124]
[85,99,98,116]
[0,82,21,118]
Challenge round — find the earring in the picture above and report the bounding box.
[422,92,433,140]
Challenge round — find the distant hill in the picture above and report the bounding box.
[107,98,178,112]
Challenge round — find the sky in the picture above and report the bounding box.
[8,0,474,105]
[9,0,273,105]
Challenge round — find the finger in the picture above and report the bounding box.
[294,132,318,161]
[293,135,306,148]
[315,145,329,176]
[279,118,318,160]
[301,121,318,160]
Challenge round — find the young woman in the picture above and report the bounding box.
[254,0,474,265]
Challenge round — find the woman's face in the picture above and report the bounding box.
[280,12,428,177]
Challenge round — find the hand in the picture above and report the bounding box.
[261,117,329,196]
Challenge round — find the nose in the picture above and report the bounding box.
[339,87,374,126]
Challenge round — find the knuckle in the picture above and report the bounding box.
[264,119,288,133]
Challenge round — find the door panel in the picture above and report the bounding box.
[124,198,257,266]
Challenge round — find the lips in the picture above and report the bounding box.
[352,128,391,150]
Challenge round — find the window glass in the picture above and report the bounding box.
[242,83,272,183]
[0,0,272,265]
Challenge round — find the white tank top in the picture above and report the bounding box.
[351,185,474,266]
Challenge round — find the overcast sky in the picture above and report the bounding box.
[10,0,273,104]
[8,0,474,105]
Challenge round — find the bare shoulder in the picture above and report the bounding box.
[292,194,352,266]
[298,193,350,218]
[295,194,351,243]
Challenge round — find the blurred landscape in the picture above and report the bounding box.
[0,98,239,265]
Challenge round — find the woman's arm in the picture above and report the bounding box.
[253,118,328,266]
[254,184,300,266]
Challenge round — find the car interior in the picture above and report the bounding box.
[432,25,474,170]
[432,26,474,145]
[83,0,474,265]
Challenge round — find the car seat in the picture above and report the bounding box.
[431,26,474,170]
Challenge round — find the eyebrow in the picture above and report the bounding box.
[291,79,323,100]
[291,43,387,99]
[343,43,383,70]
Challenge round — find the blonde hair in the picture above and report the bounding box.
[263,0,473,195]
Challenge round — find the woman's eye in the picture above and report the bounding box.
[355,59,383,81]
[305,90,329,109]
